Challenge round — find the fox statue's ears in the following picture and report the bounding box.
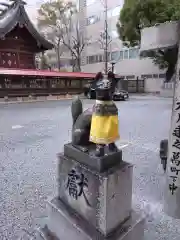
[95,72,103,81]
[107,71,115,80]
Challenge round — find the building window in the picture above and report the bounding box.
[124,49,129,59]
[112,6,121,17]
[111,51,119,61]
[141,74,153,79]
[99,54,104,62]
[107,52,111,61]
[126,75,135,79]
[159,73,166,78]
[119,51,123,60]
[111,30,118,39]
[129,48,139,59]
[88,55,97,64]
[107,9,112,18]
[95,55,99,62]
[87,48,140,65]
[86,0,96,6]
[87,15,100,25]
[87,53,111,64]
[107,6,121,18]
[153,74,158,78]
[76,0,80,10]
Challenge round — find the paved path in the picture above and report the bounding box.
[0,97,179,240]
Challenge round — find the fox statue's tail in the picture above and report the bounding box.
[71,96,83,126]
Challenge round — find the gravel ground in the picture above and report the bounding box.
[0,96,179,240]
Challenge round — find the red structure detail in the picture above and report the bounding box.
[0,68,95,78]
[0,2,128,98]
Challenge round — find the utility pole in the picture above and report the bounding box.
[104,0,108,75]
[98,0,111,74]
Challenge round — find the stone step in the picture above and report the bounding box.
[34,197,145,240]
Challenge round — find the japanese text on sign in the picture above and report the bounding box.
[66,168,91,206]
[169,100,180,195]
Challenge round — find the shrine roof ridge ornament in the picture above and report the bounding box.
[0,0,25,17]
[140,20,180,56]
[0,0,53,51]
[9,0,26,5]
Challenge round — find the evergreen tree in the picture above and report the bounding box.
[117,0,180,81]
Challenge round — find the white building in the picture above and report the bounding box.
[82,0,167,92]
[47,0,168,93]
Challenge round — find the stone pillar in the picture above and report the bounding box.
[164,39,180,218]
[35,143,145,239]
[139,20,180,219]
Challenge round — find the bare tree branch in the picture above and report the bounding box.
[37,0,90,72]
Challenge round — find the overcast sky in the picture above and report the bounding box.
[25,0,75,24]
[25,0,45,25]
[0,0,43,24]
[2,0,123,25]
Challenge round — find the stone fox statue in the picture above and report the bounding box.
[71,72,103,148]
[90,72,119,156]
[71,72,119,156]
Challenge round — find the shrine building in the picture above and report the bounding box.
[0,0,124,99]
[0,0,53,69]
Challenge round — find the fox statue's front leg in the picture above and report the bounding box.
[94,144,105,157]
[108,142,118,152]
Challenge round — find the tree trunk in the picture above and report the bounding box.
[71,55,76,72]
[77,57,81,72]
[56,46,61,71]
[72,58,81,72]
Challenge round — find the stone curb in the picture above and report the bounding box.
[0,94,172,104]
[0,96,74,104]
[129,94,173,99]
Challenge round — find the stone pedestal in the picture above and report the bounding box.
[34,143,145,239]
[63,143,122,172]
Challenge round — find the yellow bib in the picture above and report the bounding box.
[90,114,119,144]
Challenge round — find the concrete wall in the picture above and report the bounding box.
[144,80,174,97]
[144,78,164,93]
[160,82,174,97]
[119,78,163,93]
[82,57,164,76]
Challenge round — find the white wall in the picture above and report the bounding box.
[82,58,164,76]
[160,82,174,97]
[145,78,164,93]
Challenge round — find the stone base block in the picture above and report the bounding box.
[35,197,145,240]
[58,155,133,235]
[64,143,122,173]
